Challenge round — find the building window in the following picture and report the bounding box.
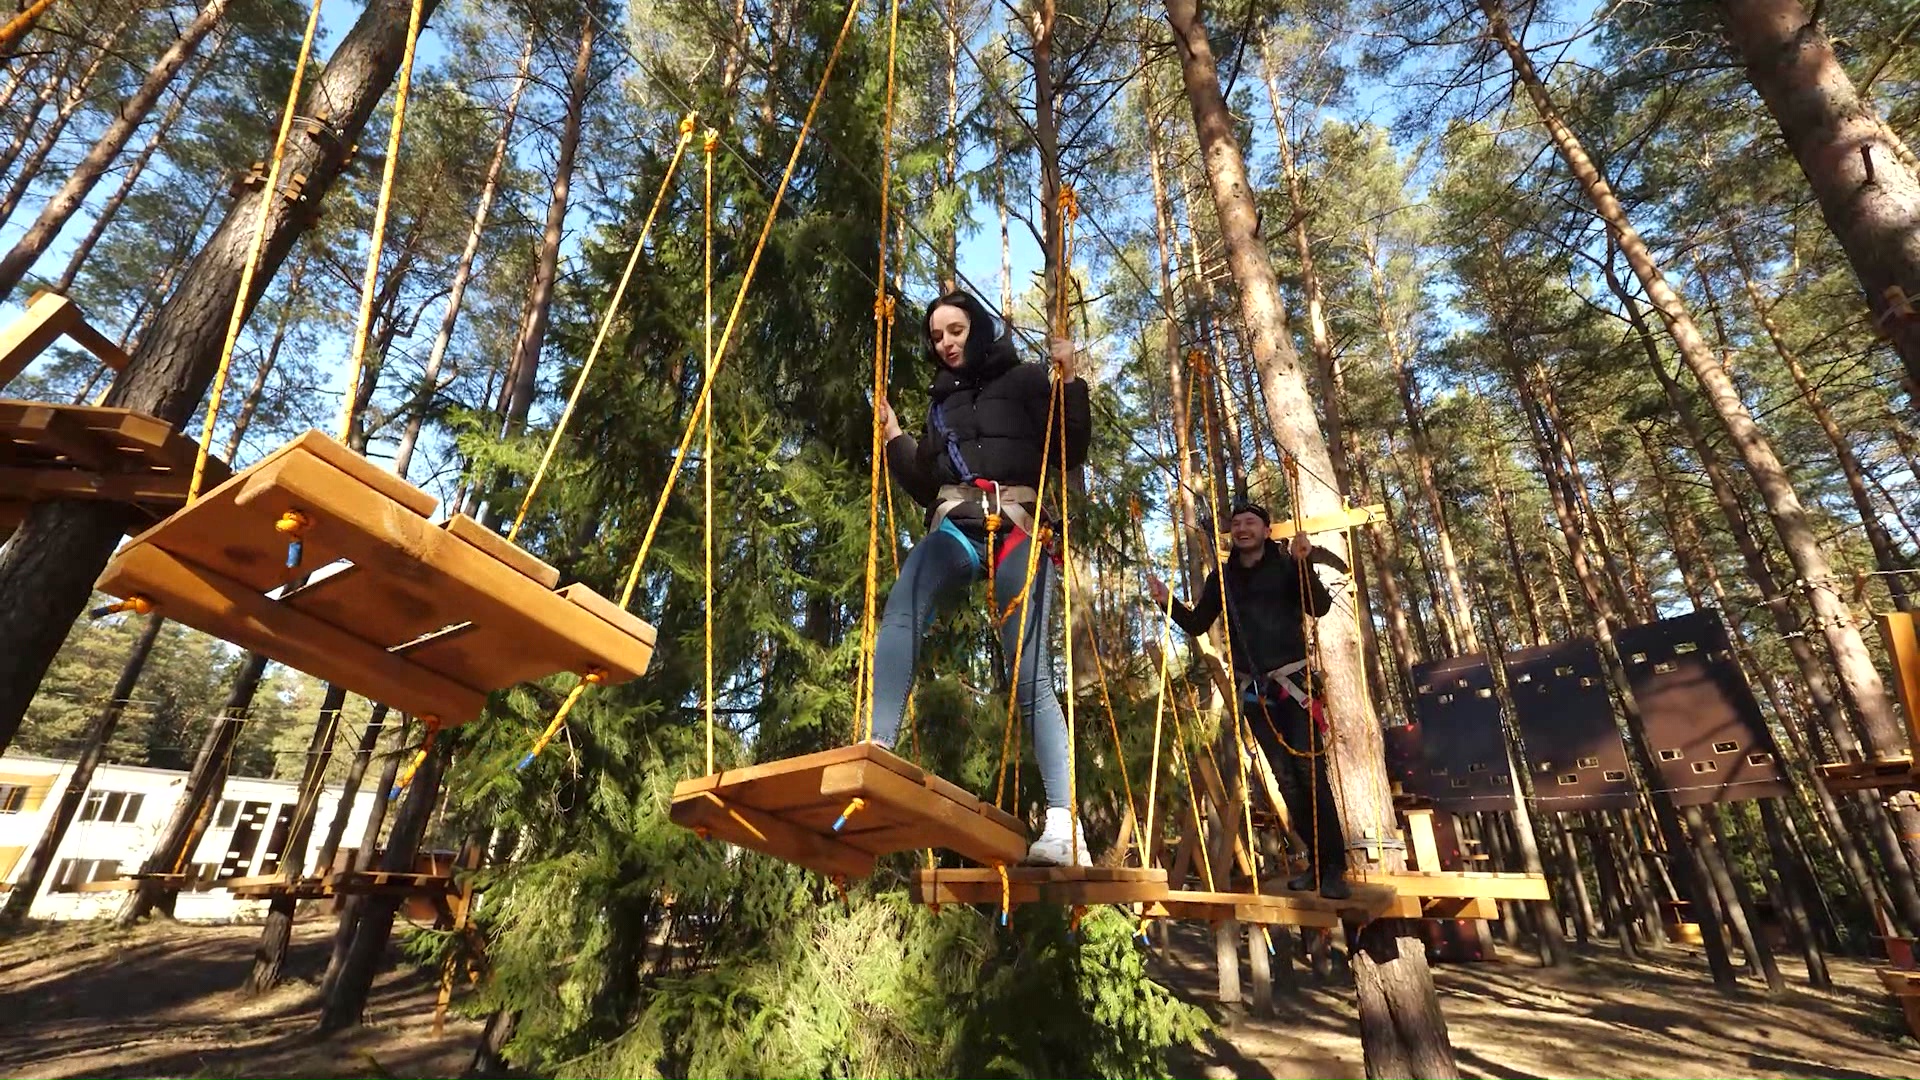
[0,784,25,813]
[78,790,144,824]
[51,858,120,892]
[215,799,240,828]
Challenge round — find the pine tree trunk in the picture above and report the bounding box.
[1589,437,1657,617]
[0,614,164,924]
[0,0,442,760]
[319,735,451,1031]
[1164,1,1456,1070]
[1355,450,1420,712]
[1694,805,1785,995]
[0,50,71,190]
[1489,464,1546,645]
[118,651,270,926]
[941,0,960,289]
[1483,2,1913,800]
[1508,362,1742,989]
[996,100,1012,316]
[247,681,348,992]
[53,36,220,295]
[1381,475,1437,660]
[315,704,386,873]
[1366,235,1477,651]
[1608,263,1920,932]
[1739,261,1913,609]
[0,0,231,301]
[1717,0,1920,390]
[393,29,531,480]
[320,718,406,1000]
[1759,797,1831,986]
[502,12,594,435]
[0,14,130,227]
[1143,88,1206,589]
[1532,374,1639,621]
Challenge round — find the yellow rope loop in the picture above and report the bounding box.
[509,116,698,543]
[91,594,154,618]
[678,113,697,137]
[517,668,605,771]
[338,0,426,443]
[1057,184,1078,224]
[996,863,1011,926]
[618,0,865,608]
[191,0,325,502]
[390,715,443,800]
[702,128,718,155]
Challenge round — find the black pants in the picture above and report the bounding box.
[1242,681,1348,877]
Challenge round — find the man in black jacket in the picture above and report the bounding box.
[1148,502,1351,898]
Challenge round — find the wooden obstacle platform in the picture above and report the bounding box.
[1879,969,1920,1041]
[0,402,229,539]
[672,743,1028,879]
[1814,756,1917,793]
[0,290,128,390]
[94,430,656,724]
[914,866,1169,908]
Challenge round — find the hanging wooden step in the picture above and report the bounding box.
[671,743,1029,879]
[0,290,128,390]
[1146,887,1343,928]
[0,400,229,537]
[1359,869,1550,902]
[912,866,1169,908]
[1815,756,1917,793]
[93,429,655,724]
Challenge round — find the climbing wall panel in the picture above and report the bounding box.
[1411,654,1516,813]
[1616,610,1787,805]
[1502,639,1638,812]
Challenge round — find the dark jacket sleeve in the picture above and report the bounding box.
[1170,569,1222,637]
[1061,376,1092,471]
[1286,550,1335,618]
[887,428,939,509]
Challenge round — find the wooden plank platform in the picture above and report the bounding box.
[672,743,1029,879]
[0,401,228,523]
[224,874,333,900]
[912,866,1169,908]
[1878,968,1920,1040]
[1815,756,1917,793]
[328,868,459,895]
[1359,871,1552,902]
[0,291,128,389]
[1147,888,1343,928]
[66,878,137,893]
[94,430,656,724]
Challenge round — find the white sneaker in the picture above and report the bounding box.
[1026,807,1093,867]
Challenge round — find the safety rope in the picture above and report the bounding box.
[617,0,864,609]
[188,0,324,501]
[701,126,717,775]
[391,714,444,800]
[337,0,426,443]
[852,0,902,743]
[1136,501,1176,876]
[507,116,698,543]
[516,668,604,770]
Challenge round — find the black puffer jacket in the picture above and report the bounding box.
[1170,541,1334,677]
[886,314,1091,531]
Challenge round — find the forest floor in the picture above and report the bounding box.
[0,919,481,1078]
[3,916,1920,1077]
[1158,922,1920,1079]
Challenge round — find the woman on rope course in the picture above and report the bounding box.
[869,289,1092,866]
[1147,502,1351,899]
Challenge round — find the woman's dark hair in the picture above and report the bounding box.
[923,290,1016,373]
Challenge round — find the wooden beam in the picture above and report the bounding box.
[0,465,194,503]
[1269,503,1385,540]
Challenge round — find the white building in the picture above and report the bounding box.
[0,753,377,921]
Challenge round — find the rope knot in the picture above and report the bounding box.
[831,796,867,832]
[702,128,718,154]
[1057,185,1078,222]
[91,594,154,618]
[276,509,312,569]
[679,114,697,136]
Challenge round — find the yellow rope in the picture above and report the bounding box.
[189,0,324,501]
[701,126,717,776]
[392,715,444,799]
[853,0,900,743]
[517,669,605,770]
[1137,502,1177,871]
[617,0,865,609]
[507,117,698,543]
[337,0,426,443]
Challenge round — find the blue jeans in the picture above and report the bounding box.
[868,520,1072,810]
